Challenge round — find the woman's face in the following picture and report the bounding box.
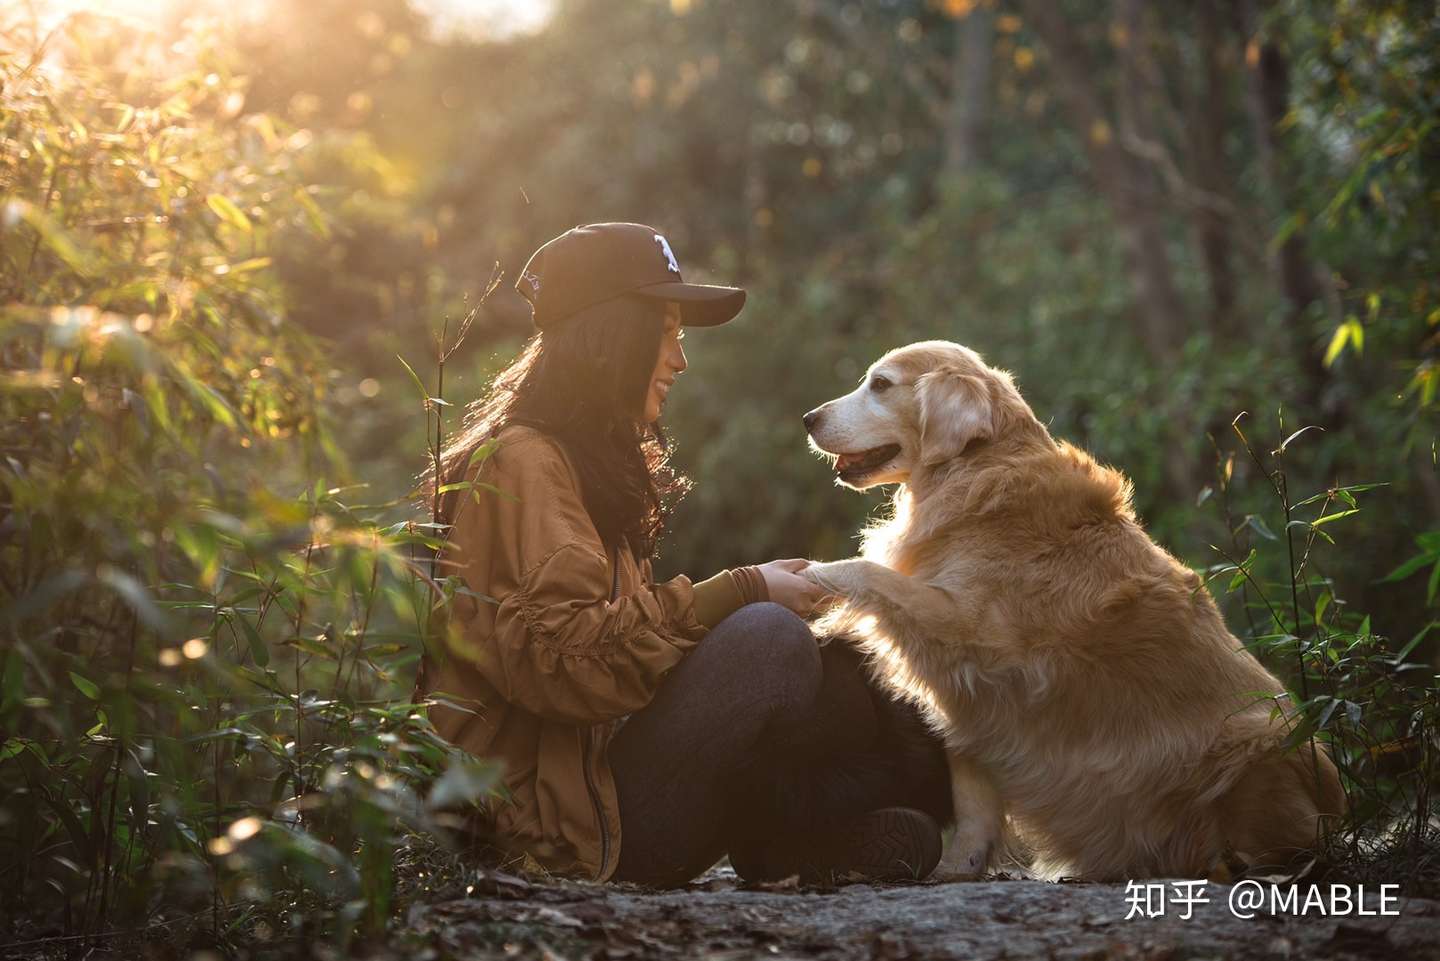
[642,302,687,423]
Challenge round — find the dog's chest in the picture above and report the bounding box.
[872,520,936,573]
[883,529,969,581]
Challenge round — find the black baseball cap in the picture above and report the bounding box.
[515,222,747,331]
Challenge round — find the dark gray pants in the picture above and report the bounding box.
[609,602,949,887]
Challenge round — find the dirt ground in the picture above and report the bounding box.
[401,867,1440,961]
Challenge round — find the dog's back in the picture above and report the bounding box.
[890,440,1344,879]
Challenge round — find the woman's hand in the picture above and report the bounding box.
[758,559,830,617]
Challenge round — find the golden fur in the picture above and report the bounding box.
[802,341,1346,881]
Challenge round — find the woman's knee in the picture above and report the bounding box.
[709,602,821,697]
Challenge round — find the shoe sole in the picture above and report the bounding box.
[803,807,943,884]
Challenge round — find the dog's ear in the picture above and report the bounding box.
[916,367,993,464]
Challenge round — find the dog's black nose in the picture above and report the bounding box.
[802,409,821,432]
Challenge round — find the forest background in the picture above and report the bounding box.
[2,0,1437,955]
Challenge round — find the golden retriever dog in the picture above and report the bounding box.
[800,340,1346,881]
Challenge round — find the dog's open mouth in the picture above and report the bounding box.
[834,444,901,479]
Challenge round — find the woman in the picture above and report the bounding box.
[419,223,951,887]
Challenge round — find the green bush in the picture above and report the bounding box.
[1200,417,1438,892]
[0,12,495,953]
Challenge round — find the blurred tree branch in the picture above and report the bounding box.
[797,0,949,127]
[1018,0,1188,367]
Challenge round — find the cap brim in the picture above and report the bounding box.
[634,281,747,327]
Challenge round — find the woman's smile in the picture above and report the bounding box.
[642,302,687,422]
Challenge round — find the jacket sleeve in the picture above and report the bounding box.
[451,434,707,723]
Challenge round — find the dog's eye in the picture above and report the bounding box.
[869,375,893,393]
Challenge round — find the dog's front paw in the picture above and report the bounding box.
[801,558,865,596]
[934,828,994,882]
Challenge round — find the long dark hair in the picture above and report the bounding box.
[434,294,689,558]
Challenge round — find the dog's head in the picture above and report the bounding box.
[804,341,1032,489]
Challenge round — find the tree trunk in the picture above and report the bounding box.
[1191,0,1239,337]
[1237,0,1329,408]
[942,7,994,177]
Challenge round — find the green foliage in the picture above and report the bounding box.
[1284,0,1439,402]
[1385,534,1440,607]
[3,0,1440,949]
[0,11,496,953]
[373,0,1439,621]
[1201,418,1438,890]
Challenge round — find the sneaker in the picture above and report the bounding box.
[730,807,943,884]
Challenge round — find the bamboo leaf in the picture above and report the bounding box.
[1393,623,1436,663]
[70,672,99,700]
[5,200,96,275]
[97,566,173,633]
[205,193,253,233]
[227,609,270,668]
[1323,322,1351,367]
[473,482,519,502]
[1311,509,1360,527]
[1381,552,1438,583]
[42,795,92,863]
[283,637,337,660]
[396,353,427,402]
[467,438,501,466]
[1279,425,1323,451]
[426,758,500,811]
[293,185,332,238]
[1244,515,1278,541]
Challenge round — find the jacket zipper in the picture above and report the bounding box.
[582,543,621,879]
[582,725,611,879]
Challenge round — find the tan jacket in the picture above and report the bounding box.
[420,424,747,880]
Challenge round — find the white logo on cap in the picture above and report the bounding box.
[654,234,681,275]
[523,270,541,294]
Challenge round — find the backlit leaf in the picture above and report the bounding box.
[70,672,100,700]
[206,193,253,233]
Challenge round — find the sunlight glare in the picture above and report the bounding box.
[35,0,272,29]
[30,0,555,39]
[413,0,556,39]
